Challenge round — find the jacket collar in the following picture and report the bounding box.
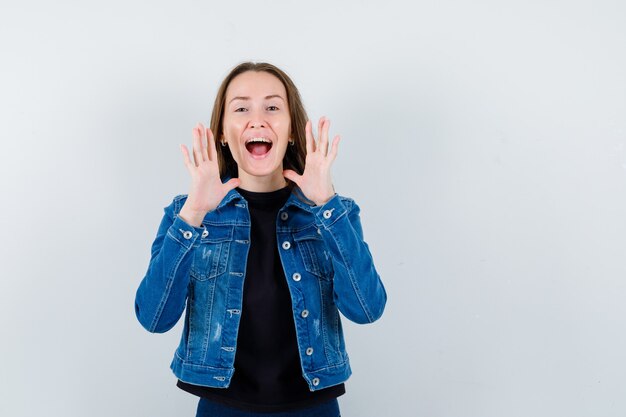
[218,177,317,212]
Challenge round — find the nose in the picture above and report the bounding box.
[248,108,266,129]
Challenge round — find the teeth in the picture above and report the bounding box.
[246,137,272,144]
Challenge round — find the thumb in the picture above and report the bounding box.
[283,169,301,185]
[223,178,241,192]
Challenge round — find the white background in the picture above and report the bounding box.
[1,1,625,416]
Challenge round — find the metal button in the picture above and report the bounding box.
[312,377,320,386]
[282,241,291,250]
[182,230,193,239]
[306,347,314,356]
[280,212,289,221]
[301,309,309,318]
[323,210,332,219]
[292,272,301,282]
[201,229,209,238]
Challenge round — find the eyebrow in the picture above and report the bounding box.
[228,94,285,105]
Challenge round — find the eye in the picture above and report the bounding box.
[234,107,247,112]
[267,105,279,111]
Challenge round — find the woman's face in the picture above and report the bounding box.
[221,71,291,186]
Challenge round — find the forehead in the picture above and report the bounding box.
[225,71,286,100]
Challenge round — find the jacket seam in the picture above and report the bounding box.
[148,247,186,332]
[307,358,350,373]
[174,351,233,371]
[326,214,373,323]
[318,277,333,365]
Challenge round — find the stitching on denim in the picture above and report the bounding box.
[321,206,347,227]
[216,283,232,365]
[307,358,350,373]
[199,228,235,244]
[220,346,235,352]
[202,220,250,226]
[334,308,342,362]
[200,278,217,363]
[148,247,187,332]
[318,278,333,365]
[225,242,249,368]
[166,230,187,247]
[276,221,318,233]
[174,351,233,371]
[186,285,194,358]
[328,218,373,323]
[209,243,222,278]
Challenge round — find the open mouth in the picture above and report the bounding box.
[245,137,273,158]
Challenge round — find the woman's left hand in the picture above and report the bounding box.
[283,116,340,206]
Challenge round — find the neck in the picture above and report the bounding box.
[237,170,288,192]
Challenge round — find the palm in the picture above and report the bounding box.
[284,117,340,206]
[180,123,240,213]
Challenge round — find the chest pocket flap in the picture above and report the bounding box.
[191,224,234,281]
[293,226,334,280]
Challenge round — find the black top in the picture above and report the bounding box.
[177,185,345,412]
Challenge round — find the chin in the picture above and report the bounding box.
[240,162,283,178]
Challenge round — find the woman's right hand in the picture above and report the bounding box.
[178,123,240,227]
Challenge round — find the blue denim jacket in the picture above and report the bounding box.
[134,185,387,392]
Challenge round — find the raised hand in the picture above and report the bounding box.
[283,116,340,206]
[178,123,240,226]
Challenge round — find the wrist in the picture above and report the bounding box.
[179,204,207,227]
[313,192,337,207]
[312,185,336,206]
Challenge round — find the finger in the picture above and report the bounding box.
[328,134,341,162]
[305,120,315,154]
[319,117,330,156]
[283,169,302,186]
[317,117,324,153]
[223,178,241,192]
[192,125,203,166]
[201,127,209,161]
[206,127,217,161]
[195,123,207,162]
[180,144,192,169]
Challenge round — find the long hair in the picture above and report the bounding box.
[210,62,308,183]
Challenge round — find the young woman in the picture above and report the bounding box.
[134,62,387,417]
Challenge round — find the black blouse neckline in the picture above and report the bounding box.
[236,186,291,209]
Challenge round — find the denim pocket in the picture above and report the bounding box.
[293,227,333,280]
[190,225,233,281]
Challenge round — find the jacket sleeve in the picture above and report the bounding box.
[134,195,204,333]
[314,195,387,324]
